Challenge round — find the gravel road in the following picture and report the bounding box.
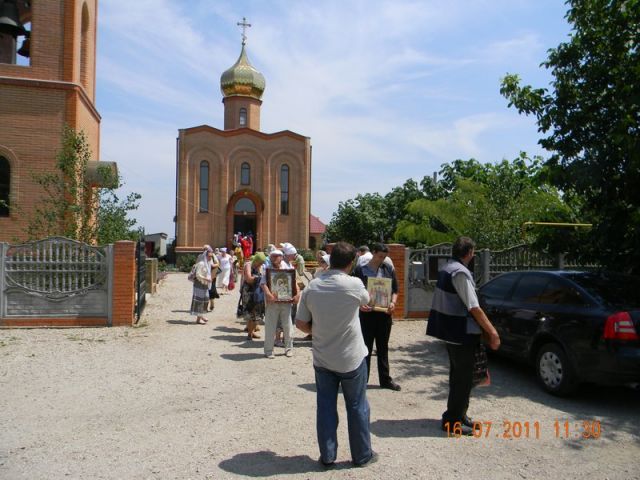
[1,272,639,480]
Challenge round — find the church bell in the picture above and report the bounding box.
[0,0,26,37]
[17,30,28,57]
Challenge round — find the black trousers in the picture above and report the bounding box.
[360,311,393,385]
[443,342,476,422]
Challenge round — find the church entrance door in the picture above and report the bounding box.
[233,197,257,249]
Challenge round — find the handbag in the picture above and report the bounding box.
[472,343,490,387]
[187,264,197,282]
[228,270,235,291]
[236,294,244,317]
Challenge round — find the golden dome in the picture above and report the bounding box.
[220,44,265,100]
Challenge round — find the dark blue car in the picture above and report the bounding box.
[478,270,640,395]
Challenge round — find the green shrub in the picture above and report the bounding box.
[298,248,316,262]
[177,254,197,272]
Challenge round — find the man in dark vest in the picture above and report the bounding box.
[427,236,500,435]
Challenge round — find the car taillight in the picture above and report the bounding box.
[603,312,639,341]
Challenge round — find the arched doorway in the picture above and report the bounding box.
[226,190,263,251]
[233,197,256,238]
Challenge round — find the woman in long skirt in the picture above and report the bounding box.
[191,246,213,324]
[216,248,231,294]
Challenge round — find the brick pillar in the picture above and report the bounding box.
[327,242,407,320]
[386,243,407,320]
[111,241,136,326]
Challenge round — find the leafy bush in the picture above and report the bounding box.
[298,249,316,262]
[177,254,197,272]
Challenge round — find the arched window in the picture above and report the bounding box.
[199,161,209,212]
[234,197,256,214]
[239,108,247,127]
[241,162,250,185]
[80,3,90,91]
[0,156,10,216]
[280,164,289,215]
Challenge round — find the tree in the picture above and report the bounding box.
[27,126,141,244]
[325,193,389,245]
[395,155,574,249]
[500,0,640,272]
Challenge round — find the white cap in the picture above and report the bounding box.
[322,254,330,266]
[270,249,284,256]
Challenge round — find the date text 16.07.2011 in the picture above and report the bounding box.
[443,420,602,439]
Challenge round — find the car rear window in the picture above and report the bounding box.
[511,274,551,303]
[565,272,640,307]
[480,273,517,301]
[538,278,587,305]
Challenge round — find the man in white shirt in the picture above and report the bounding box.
[296,242,378,468]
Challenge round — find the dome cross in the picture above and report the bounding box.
[237,17,252,46]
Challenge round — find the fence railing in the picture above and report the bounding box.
[405,242,601,316]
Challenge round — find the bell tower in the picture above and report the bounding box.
[219,17,265,131]
[0,0,110,243]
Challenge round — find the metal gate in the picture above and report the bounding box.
[135,240,146,323]
[405,243,599,317]
[405,243,453,317]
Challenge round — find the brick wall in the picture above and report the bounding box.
[0,0,100,244]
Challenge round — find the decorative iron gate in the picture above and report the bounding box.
[0,237,111,321]
[406,243,453,317]
[135,240,147,323]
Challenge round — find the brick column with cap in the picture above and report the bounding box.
[111,241,136,326]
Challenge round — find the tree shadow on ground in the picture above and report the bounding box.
[170,310,192,314]
[219,353,266,361]
[218,451,329,476]
[371,418,442,438]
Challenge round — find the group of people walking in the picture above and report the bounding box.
[188,235,500,468]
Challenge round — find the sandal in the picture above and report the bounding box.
[196,318,207,324]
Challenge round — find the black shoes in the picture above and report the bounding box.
[462,415,475,428]
[318,457,335,470]
[380,380,401,391]
[354,451,379,468]
[441,418,475,436]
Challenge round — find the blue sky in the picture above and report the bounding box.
[96,0,571,237]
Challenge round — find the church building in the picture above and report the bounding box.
[174,24,312,257]
[0,0,114,243]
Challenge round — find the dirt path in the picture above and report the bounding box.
[1,272,639,479]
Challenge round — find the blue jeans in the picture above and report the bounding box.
[314,359,372,465]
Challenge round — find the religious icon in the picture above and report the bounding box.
[266,268,295,302]
[367,277,392,312]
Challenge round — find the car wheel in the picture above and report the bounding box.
[535,343,577,396]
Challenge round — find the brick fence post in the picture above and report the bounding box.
[111,240,136,326]
[386,244,407,320]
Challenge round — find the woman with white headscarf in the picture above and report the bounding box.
[191,245,214,324]
[217,247,232,294]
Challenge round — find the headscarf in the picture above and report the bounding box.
[198,245,213,277]
[252,252,267,266]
